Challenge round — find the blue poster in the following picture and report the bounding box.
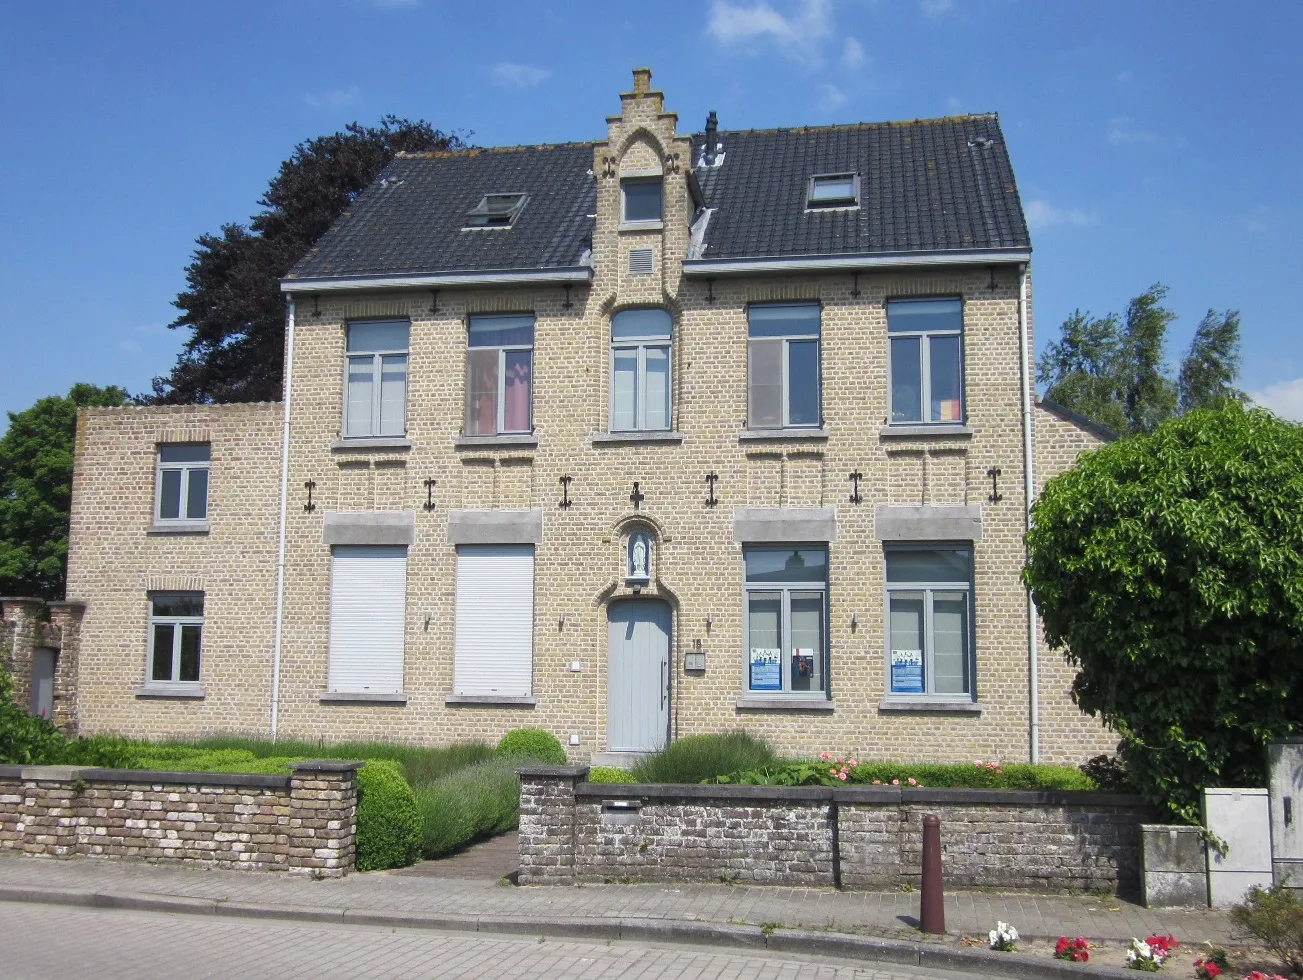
[891,649,924,694]
[749,649,781,691]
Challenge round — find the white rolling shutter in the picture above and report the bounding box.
[328,545,407,694]
[454,544,535,696]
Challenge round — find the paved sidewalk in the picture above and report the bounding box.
[0,851,1233,947]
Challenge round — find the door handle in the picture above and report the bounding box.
[661,661,667,710]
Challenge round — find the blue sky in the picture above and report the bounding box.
[2,0,1300,426]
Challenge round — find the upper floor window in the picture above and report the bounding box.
[744,546,828,698]
[621,177,663,224]
[611,309,672,432]
[807,173,859,209]
[465,193,527,228]
[885,547,972,698]
[887,298,964,424]
[747,303,821,429]
[345,320,409,438]
[466,314,534,436]
[148,592,204,687]
[155,444,209,525]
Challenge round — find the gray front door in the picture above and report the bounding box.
[607,600,671,753]
[30,648,56,720]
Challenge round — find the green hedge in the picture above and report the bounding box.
[355,760,421,871]
[714,760,1096,790]
[630,731,776,785]
[496,728,566,765]
[587,765,634,783]
[413,756,522,858]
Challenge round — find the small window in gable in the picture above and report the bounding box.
[807,173,859,209]
[465,193,528,228]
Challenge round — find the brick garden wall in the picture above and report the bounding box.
[0,760,359,875]
[519,767,1154,893]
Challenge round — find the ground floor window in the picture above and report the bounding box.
[743,546,827,696]
[328,545,407,694]
[453,544,535,697]
[885,547,972,697]
[148,592,204,686]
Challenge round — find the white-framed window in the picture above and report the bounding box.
[466,314,534,436]
[885,547,973,698]
[743,546,827,697]
[465,192,527,228]
[453,544,535,698]
[610,308,672,431]
[154,444,210,524]
[328,545,407,695]
[887,298,965,424]
[621,177,662,224]
[747,303,821,429]
[807,173,859,209]
[148,592,204,686]
[344,319,409,438]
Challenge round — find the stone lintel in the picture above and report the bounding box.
[448,509,543,545]
[322,510,415,547]
[874,504,983,541]
[733,506,836,544]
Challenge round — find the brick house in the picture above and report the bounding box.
[52,69,1115,766]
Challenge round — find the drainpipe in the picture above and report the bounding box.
[1017,264,1039,764]
[270,298,296,742]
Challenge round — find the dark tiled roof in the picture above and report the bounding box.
[286,114,1028,283]
[694,115,1028,260]
[288,143,597,282]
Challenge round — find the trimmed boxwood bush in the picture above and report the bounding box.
[630,731,776,785]
[413,756,523,858]
[355,760,421,871]
[496,728,566,765]
[587,765,634,783]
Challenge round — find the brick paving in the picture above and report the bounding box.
[0,850,1234,946]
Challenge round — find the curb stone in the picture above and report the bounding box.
[0,885,1146,978]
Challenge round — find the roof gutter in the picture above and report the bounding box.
[682,249,1031,277]
[281,266,593,294]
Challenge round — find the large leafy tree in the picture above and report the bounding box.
[1024,403,1303,822]
[1039,284,1243,436]
[0,384,131,600]
[152,117,468,404]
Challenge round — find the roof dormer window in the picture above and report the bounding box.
[807,173,859,210]
[465,193,528,228]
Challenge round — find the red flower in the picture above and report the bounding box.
[1054,936,1090,963]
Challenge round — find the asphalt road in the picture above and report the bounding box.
[0,902,985,980]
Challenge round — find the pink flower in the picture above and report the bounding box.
[974,760,983,766]
[891,779,900,786]
[907,777,918,786]
[872,780,881,785]
[838,771,848,781]
[847,759,858,767]
[819,752,831,760]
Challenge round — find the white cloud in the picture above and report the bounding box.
[304,86,362,111]
[820,84,847,109]
[946,94,963,112]
[706,0,832,62]
[920,0,953,16]
[1024,199,1097,230]
[491,62,552,88]
[1108,116,1157,145]
[841,36,866,70]
[117,323,171,355]
[1115,69,1134,85]
[1250,378,1303,422]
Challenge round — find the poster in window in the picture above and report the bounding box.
[890,649,924,693]
[749,648,781,691]
[791,647,815,680]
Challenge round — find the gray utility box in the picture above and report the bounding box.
[1205,787,1273,907]
[1269,740,1303,889]
[1141,824,1208,907]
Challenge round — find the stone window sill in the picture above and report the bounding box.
[331,436,412,452]
[135,685,205,699]
[147,522,209,536]
[619,220,663,232]
[445,695,536,708]
[735,697,835,712]
[878,698,981,714]
[318,692,408,704]
[590,431,684,446]
[454,434,538,449]
[739,427,828,442]
[878,424,973,439]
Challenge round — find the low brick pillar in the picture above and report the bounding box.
[46,601,85,734]
[0,597,44,713]
[517,764,590,884]
[286,760,363,876]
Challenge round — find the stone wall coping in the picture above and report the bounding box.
[517,764,591,778]
[288,759,365,773]
[0,764,291,789]
[45,600,87,612]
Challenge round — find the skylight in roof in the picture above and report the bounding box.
[465,193,528,228]
[807,173,859,209]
